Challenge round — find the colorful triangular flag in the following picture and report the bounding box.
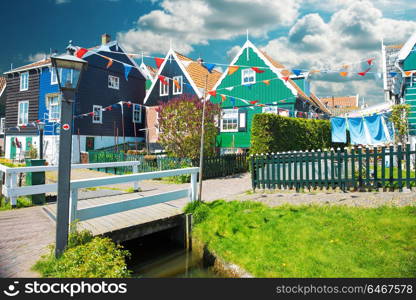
[228,66,239,75]
[103,56,113,68]
[154,57,165,69]
[263,80,270,85]
[339,71,348,77]
[208,90,217,97]
[75,48,88,58]
[292,69,302,76]
[220,94,227,102]
[358,67,371,76]
[282,76,289,82]
[158,75,169,85]
[181,60,192,68]
[251,67,265,73]
[230,97,236,107]
[249,100,258,105]
[203,63,216,73]
[123,63,132,81]
[225,87,234,91]
[389,72,398,77]
[367,58,374,65]
[173,79,181,90]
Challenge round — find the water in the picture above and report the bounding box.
[122,230,219,278]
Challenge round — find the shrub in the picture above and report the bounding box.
[250,114,344,154]
[33,230,131,278]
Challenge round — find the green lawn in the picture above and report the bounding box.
[186,201,416,277]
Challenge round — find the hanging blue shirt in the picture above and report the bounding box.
[330,117,347,143]
[364,114,387,144]
[348,117,367,145]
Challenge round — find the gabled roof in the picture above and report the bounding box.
[4,58,50,74]
[143,49,222,104]
[320,95,359,108]
[0,76,6,96]
[140,62,158,80]
[398,32,416,61]
[208,40,330,114]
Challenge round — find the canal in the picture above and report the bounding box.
[122,229,219,278]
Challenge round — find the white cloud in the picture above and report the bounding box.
[118,0,301,54]
[55,0,70,4]
[226,45,241,61]
[27,52,48,62]
[261,0,416,104]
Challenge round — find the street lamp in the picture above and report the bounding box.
[36,121,45,159]
[51,47,87,257]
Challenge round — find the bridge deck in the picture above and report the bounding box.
[43,191,189,240]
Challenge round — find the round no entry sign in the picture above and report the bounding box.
[62,124,70,131]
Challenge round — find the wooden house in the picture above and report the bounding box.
[3,34,147,163]
[208,40,330,154]
[143,49,221,152]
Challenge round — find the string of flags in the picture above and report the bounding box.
[73,100,143,119]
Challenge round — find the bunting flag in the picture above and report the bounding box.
[106,106,112,111]
[249,100,258,105]
[225,87,234,91]
[75,48,88,58]
[208,90,217,97]
[282,76,289,82]
[257,104,266,107]
[89,112,94,116]
[228,66,239,75]
[367,58,374,65]
[126,101,132,108]
[292,69,302,76]
[181,60,192,68]
[389,72,398,77]
[103,56,113,68]
[310,70,321,74]
[203,63,216,73]
[358,67,371,76]
[158,75,169,85]
[251,67,265,73]
[220,94,227,102]
[154,57,165,69]
[123,63,132,81]
[263,80,271,85]
[339,71,348,77]
[230,97,236,107]
[173,79,181,90]
[20,124,26,128]
[405,71,412,76]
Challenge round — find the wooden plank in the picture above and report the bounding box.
[77,189,189,221]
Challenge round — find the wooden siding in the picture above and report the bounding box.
[403,45,416,71]
[210,47,298,149]
[5,70,39,136]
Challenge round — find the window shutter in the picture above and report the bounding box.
[238,109,247,132]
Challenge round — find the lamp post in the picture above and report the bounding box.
[51,47,87,257]
[37,121,45,159]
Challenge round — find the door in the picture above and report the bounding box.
[86,137,95,151]
[10,137,16,159]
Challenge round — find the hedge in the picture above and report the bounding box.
[251,114,343,154]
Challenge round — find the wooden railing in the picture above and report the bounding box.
[251,143,416,191]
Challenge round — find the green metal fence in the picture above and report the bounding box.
[89,150,249,178]
[251,144,416,191]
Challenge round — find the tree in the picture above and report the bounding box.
[390,104,410,144]
[156,95,220,159]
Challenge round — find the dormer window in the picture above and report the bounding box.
[241,68,255,85]
[20,72,29,91]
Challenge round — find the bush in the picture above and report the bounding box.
[250,114,344,154]
[33,229,131,278]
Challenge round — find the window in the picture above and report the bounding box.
[159,80,169,96]
[46,94,60,121]
[133,104,142,123]
[0,118,4,134]
[241,68,255,85]
[108,75,119,90]
[51,68,59,85]
[18,101,29,125]
[221,109,238,132]
[92,105,102,124]
[20,72,29,91]
[172,75,183,95]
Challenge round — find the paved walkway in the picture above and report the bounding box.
[0,172,251,278]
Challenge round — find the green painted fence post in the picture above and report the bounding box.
[397,143,403,190]
[389,144,394,188]
[311,150,316,189]
[298,151,303,191]
[282,152,286,189]
[365,146,370,190]
[405,143,411,189]
[358,146,363,189]
[336,148,342,190]
[266,153,271,189]
[251,154,256,191]
[330,148,335,190]
[343,147,349,191]
[351,147,356,190]
[271,153,276,190]
[288,152,293,190]
[324,149,329,189]
[373,146,378,189]
[317,149,322,189]
[293,151,298,191]
[381,146,386,189]
[276,152,281,189]
[305,150,310,190]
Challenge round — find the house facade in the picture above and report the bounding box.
[143,49,221,152]
[320,95,359,116]
[382,32,416,139]
[3,34,146,163]
[208,40,330,154]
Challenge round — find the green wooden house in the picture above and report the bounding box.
[208,40,330,154]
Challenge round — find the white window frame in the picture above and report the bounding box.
[20,72,29,91]
[92,105,103,124]
[18,101,29,125]
[172,75,183,95]
[51,68,59,85]
[221,109,239,132]
[0,117,5,134]
[241,68,255,85]
[159,80,169,96]
[133,104,142,123]
[46,94,61,121]
[108,75,120,90]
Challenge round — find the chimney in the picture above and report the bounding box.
[101,33,111,45]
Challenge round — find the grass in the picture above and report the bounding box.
[0,196,33,211]
[186,201,416,277]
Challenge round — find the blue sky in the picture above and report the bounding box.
[1,0,415,104]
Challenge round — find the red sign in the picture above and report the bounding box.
[62,124,70,131]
